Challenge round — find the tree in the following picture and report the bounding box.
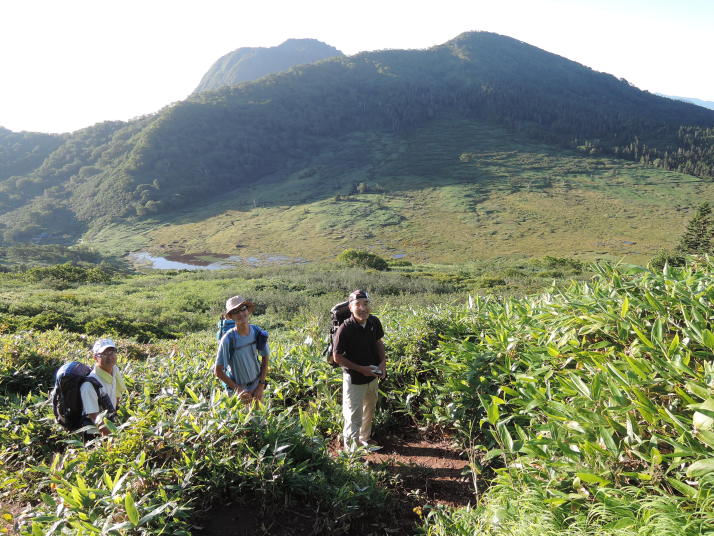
[677,202,713,254]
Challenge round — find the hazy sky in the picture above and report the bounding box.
[1,0,712,134]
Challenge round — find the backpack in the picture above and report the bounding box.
[51,361,116,432]
[216,317,236,340]
[323,300,351,366]
[224,324,269,356]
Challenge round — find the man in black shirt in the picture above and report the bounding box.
[333,289,386,451]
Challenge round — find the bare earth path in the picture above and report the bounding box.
[195,428,475,535]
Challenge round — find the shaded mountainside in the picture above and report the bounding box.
[0,128,63,181]
[194,38,343,93]
[1,31,714,248]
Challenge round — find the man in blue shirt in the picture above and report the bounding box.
[214,295,270,404]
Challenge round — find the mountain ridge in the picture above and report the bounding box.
[657,94,714,111]
[1,31,713,258]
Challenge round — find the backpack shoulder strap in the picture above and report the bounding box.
[82,376,117,415]
[227,327,257,353]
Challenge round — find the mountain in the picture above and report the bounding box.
[658,94,714,111]
[194,38,343,93]
[1,31,714,259]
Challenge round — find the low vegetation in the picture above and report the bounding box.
[1,257,713,534]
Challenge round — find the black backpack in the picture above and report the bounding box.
[51,361,116,432]
[323,300,351,366]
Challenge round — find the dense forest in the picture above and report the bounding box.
[0,128,63,181]
[1,31,713,245]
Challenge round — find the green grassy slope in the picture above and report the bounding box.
[87,121,714,264]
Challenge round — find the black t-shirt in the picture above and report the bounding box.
[334,314,384,384]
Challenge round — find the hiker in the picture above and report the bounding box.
[214,295,269,404]
[333,289,386,451]
[80,338,126,437]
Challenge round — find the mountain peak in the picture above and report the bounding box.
[194,38,343,93]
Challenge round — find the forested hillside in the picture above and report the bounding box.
[1,31,714,248]
[0,128,63,181]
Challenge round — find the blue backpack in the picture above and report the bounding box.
[216,318,236,340]
[218,322,269,355]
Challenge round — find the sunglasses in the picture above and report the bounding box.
[230,305,249,314]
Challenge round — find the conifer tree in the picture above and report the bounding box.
[677,202,713,254]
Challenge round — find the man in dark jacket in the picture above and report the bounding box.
[333,289,386,451]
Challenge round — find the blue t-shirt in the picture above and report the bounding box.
[215,325,269,386]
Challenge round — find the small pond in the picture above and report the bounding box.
[128,252,305,270]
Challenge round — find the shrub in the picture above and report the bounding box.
[650,249,686,270]
[25,262,112,286]
[336,249,389,271]
[477,276,506,288]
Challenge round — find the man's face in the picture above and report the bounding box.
[95,347,117,372]
[228,304,251,326]
[349,298,370,321]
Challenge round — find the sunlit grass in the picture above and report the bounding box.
[84,121,714,265]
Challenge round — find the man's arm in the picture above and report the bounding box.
[85,411,111,436]
[80,382,110,435]
[252,353,269,401]
[376,338,386,372]
[334,352,379,376]
[214,364,252,401]
[214,364,240,391]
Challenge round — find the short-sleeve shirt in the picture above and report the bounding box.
[215,326,270,386]
[80,366,121,415]
[334,315,384,385]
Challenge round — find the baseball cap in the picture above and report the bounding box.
[92,338,117,354]
[348,289,370,302]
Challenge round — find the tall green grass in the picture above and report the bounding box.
[2,258,714,534]
[417,259,714,535]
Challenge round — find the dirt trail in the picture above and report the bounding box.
[365,429,475,508]
[195,429,476,535]
[359,429,476,534]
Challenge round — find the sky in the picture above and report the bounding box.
[1,0,712,134]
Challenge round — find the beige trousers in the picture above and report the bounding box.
[342,371,379,449]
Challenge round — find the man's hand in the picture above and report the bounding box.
[361,365,380,377]
[253,384,265,402]
[236,388,253,404]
